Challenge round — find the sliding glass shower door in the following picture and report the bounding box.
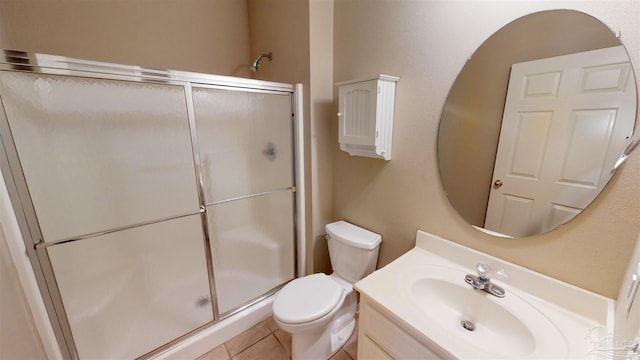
[0,72,202,241]
[192,87,295,314]
[0,71,213,359]
[0,53,300,360]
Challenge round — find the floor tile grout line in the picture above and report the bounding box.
[345,349,355,360]
[227,332,274,359]
[221,342,232,360]
[223,319,276,358]
[271,331,289,356]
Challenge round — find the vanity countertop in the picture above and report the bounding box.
[355,230,614,359]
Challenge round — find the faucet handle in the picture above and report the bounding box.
[476,263,492,279]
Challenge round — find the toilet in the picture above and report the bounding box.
[273,220,382,360]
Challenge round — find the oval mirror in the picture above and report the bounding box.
[438,9,637,238]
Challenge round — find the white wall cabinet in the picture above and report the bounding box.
[357,296,445,359]
[336,75,399,160]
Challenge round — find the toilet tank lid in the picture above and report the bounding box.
[326,221,382,250]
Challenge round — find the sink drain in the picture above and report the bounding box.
[460,320,476,331]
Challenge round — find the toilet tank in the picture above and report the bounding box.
[326,221,382,284]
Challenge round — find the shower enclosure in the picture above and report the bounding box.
[0,51,304,359]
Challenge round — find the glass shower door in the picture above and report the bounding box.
[192,87,295,314]
[0,71,213,359]
[0,55,300,359]
[0,72,201,241]
[46,215,211,359]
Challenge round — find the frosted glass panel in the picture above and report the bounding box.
[192,87,292,203]
[47,215,212,360]
[0,71,199,242]
[208,191,295,314]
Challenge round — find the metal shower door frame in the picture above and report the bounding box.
[0,50,304,360]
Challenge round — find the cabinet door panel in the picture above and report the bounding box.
[360,298,444,359]
[359,336,395,360]
[338,80,378,146]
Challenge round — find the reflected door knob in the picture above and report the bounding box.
[494,179,503,188]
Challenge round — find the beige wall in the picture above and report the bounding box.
[248,0,310,85]
[0,0,251,76]
[0,223,47,359]
[308,0,334,275]
[333,0,640,298]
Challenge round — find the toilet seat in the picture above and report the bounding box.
[273,273,344,324]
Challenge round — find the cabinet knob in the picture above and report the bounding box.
[337,112,343,117]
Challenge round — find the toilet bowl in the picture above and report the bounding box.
[273,221,381,360]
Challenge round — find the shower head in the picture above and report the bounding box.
[250,52,272,72]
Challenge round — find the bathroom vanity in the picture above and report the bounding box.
[354,231,614,359]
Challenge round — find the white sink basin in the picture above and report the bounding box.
[405,265,568,358]
[354,231,612,358]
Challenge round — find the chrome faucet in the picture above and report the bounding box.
[464,263,506,298]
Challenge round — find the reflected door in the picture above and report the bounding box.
[485,46,635,237]
[193,87,295,314]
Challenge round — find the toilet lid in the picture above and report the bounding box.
[273,273,343,324]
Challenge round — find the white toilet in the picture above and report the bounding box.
[273,220,381,360]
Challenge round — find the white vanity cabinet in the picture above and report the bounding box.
[336,75,399,160]
[354,231,613,359]
[357,296,446,359]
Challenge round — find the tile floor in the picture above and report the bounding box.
[195,316,358,360]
